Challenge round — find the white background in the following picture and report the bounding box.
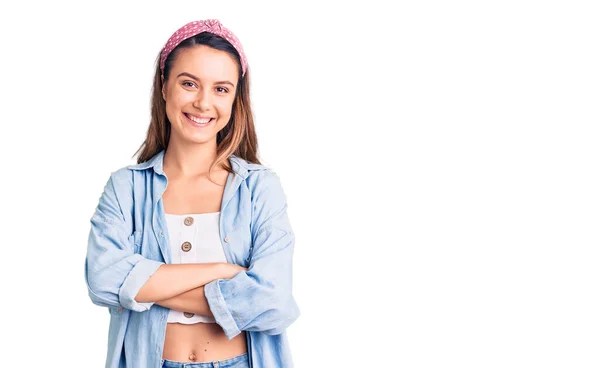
[1,1,599,367]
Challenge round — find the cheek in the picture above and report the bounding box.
[165,96,186,122]
[166,88,191,105]
[166,97,191,121]
[216,98,236,118]
[173,93,192,107]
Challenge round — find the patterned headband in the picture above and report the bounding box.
[159,19,248,76]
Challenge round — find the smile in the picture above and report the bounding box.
[184,113,214,127]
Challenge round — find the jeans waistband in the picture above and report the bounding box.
[161,352,249,368]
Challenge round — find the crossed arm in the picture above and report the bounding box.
[86,171,299,338]
[135,262,246,316]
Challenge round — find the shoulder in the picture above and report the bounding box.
[97,166,136,210]
[248,168,283,187]
[241,161,282,190]
[230,155,280,189]
[108,166,135,189]
[244,164,292,234]
[246,167,288,208]
[230,155,288,202]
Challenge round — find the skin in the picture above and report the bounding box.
[134,45,248,362]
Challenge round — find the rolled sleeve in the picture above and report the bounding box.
[119,258,164,312]
[204,278,241,339]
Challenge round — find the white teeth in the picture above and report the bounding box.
[187,114,211,124]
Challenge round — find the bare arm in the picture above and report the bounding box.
[154,265,248,315]
[135,263,245,303]
[155,286,212,315]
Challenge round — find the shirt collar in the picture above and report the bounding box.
[127,149,261,179]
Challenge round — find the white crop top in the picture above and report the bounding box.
[164,212,226,324]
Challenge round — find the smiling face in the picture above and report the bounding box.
[162,45,239,147]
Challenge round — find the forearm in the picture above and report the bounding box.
[135,263,225,303]
[155,286,213,316]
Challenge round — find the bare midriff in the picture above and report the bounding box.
[162,323,247,362]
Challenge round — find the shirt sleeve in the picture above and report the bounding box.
[84,172,164,312]
[204,170,300,339]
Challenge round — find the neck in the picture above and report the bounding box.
[163,141,224,179]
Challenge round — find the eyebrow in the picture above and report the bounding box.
[176,72,235,87]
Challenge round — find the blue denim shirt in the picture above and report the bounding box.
[84,150,299,368]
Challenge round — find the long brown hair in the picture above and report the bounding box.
[133,32,262,179]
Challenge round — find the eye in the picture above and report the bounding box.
[216,86,229,93]
[182,81,197,88]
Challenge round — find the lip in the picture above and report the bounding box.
[183,112,214,128]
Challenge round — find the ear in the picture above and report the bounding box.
[161,76,166,100]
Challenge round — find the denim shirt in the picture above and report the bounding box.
[84,150,299,368]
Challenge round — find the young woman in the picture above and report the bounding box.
[85,19,299,368]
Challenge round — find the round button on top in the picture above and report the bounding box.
[183,312,194,318]
[184,217,194,226]
[224,236,230,243]
[181,241,192,252]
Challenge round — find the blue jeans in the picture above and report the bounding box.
[161,353,249,368]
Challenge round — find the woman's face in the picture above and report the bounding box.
[162,45,239,147]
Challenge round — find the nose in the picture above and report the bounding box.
[192,88,211,111]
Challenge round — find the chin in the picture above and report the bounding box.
[186,135,214,144]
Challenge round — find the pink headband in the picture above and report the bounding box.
[160,19,248,76]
